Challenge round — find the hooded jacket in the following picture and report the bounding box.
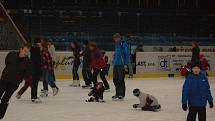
[113,37,130,66]
[182,73,213,107]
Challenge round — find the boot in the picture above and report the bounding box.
[40,90,48,97]
[52,87,59,96]
[0,102,9,120]
[31,98,42,103]
[16,93,21,99]
[70,80,80,87]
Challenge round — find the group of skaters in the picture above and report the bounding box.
[0,33,214,121]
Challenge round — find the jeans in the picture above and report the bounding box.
[42,69,57,91]
[92,68,110,89]
[128,63,133,76]
[72,61,80,80]
[82,67,92,86]
[113,65,125,97]
[187,107,206,121]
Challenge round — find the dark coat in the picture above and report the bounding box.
[30,45,42,76]
[191,47,200,64]
[1,51,30,84]
[82,46,91,68]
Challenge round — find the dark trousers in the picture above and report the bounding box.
[82,67,92,85]
[50,69,56,82]
[72,62,80,80]
[187,107,206,121]
[0,79,20,119]
[42,69,57,91]
[31,74,40,99]
[113,65,125,97]
[18,75,32,96]
[92,68,110,89]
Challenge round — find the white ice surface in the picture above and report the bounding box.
[3,78,215,121]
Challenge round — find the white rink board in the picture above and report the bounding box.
[136,52,215,74]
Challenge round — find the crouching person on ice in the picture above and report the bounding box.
[133,88,161,112]
[86,82,105,103]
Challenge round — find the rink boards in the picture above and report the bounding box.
[0,51,215,79]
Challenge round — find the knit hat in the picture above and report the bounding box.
[192,63,201,69]
[133,88,140,97]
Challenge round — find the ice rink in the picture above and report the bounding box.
[3,77,215,121]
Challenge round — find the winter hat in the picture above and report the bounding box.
[133,88,140,97]
[192,63,201,69]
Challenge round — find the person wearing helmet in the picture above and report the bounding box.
[133,88,161,112]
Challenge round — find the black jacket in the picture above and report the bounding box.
[88,87,105,101]
[31,45,42,76]
[191,47,200,64]
[1,51,30,84]
[82,46,91,68]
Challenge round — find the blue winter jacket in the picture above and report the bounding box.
[113,37,130,66]
[182,73,213,107]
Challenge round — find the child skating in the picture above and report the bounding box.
[133,88,161,112]
[182,64,213,121]
[85,82,105,103]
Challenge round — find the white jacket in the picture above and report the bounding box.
[137,91,159,108]
[48,45,56,61]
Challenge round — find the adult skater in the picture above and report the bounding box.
[112,33,130,100]
[133,88,161,112]
[191,41,200,64]
[182,64,213,121]
[81,40,93,88]
[48,40,56,82]
[30,38,42,102]
[40,40,59,97]
[70,41,81,87]
[0,44,30,119]
[89,42,110,91]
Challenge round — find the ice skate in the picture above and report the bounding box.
[82,84,92,89]
[16,94,21,99]
[52,87,59,96]
[40,90,48,97]
[70,80,80,87]
[31,98,42,103]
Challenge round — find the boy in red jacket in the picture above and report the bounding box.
[89,42,110,91]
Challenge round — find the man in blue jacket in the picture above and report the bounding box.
[182,64,214,121]
[112,33,130,100]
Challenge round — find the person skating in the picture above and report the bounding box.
[70,41,81,87]
[0,44,30,119]
[81,40,93,89]
[182,64,213,121]
[191,41,200,65]
[40,40,59,97]
[133,88,161,112]
[89,42,110,91]
[85,82,105,102]
[48,40,57,82]
[30,38,42,102]
[112,33,130,100]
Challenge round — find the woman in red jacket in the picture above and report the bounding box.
[89,42,110,91]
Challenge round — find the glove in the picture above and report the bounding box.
[182,104,187,111]
[133,104,139,109]
[209,102,214,108]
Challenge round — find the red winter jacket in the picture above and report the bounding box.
[91,48,106,69]
[200,55,210,71]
